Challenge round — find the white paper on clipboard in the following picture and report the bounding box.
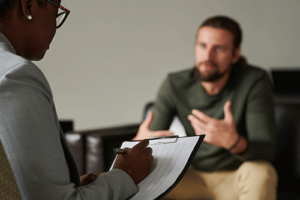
[110,135,204,200]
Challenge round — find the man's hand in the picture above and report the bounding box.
[80,173,103,186]
[113,139,154,184]
[133,111,174,140]
[188,101,240,149]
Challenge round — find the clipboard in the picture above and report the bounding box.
[109,135,205,200]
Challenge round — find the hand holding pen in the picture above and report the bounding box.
[114,148,129,154]
[113,139,153,184]
[114,135,178,155]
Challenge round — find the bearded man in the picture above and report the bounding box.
[135,16,278,200]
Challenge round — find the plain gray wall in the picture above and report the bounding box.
[35,0,300,130]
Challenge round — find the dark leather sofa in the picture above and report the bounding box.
[65,102,153,175]
[272,98,300,200]
[65,123,139,175]
[65,100,300,199]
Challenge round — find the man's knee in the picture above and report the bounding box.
[237,161,278,186]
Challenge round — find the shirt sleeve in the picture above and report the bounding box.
[232,71,276,162]
[150,75,177,131]
[0,62,137,200]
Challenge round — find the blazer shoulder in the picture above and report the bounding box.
[1,49,50,85]
[0,49,53,100]
[0,48,43,76]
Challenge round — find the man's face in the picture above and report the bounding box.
[195,26,240,82]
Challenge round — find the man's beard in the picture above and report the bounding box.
[196,61,224,82]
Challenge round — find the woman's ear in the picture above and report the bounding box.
[20,0,33,20]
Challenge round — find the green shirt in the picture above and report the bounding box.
[150,62,276,172]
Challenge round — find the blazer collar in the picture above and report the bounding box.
[0,32,16,54]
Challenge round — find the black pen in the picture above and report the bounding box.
[114,135,178,155]
[114,148,129,155]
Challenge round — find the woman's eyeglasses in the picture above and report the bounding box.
[46,0,70,29]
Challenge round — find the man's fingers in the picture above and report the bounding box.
[188,114,207,130]
[190,120,206,135]
[203,136,212,143]
[191,109,212,123]
[141,111,154,129]
[223,101,234,122]
[150,130,174,137]
[134,111,173,141]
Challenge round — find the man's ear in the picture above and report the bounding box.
[232,48,241,64]
[20,0,33,19]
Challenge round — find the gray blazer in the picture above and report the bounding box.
[0,33,137,200]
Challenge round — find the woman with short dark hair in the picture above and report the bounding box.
[0,1,153,199]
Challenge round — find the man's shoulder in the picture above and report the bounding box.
[243,62,267,74]
[236,62,269,81]
[166,67,195,83]
[157,67,196,95]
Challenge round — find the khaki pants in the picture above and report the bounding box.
[162,161,278,200]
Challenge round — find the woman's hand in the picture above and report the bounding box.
[80,173,104,186]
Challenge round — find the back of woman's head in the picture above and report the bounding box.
[0,0,17,23]
[0,0,46,24]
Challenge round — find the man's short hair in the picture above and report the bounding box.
[198,16,242,49]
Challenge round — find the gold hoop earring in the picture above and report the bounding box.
[27,15,32,20]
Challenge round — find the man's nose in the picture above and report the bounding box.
[203,47,214,60]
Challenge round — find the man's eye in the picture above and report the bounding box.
[215,46,224,51]
[198,43,205,48]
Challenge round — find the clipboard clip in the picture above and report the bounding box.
[147,135,178,145]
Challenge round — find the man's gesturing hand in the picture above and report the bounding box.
[188,101,239,149]
[113,139,154,184]
[133,111,174,140]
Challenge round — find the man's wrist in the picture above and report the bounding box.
[229,136,249,154]
[227,134,241,151]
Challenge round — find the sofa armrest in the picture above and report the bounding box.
[86,129,138,174]
[273,101,300,196]
[65,133,85,175]
[65,123,140,175]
